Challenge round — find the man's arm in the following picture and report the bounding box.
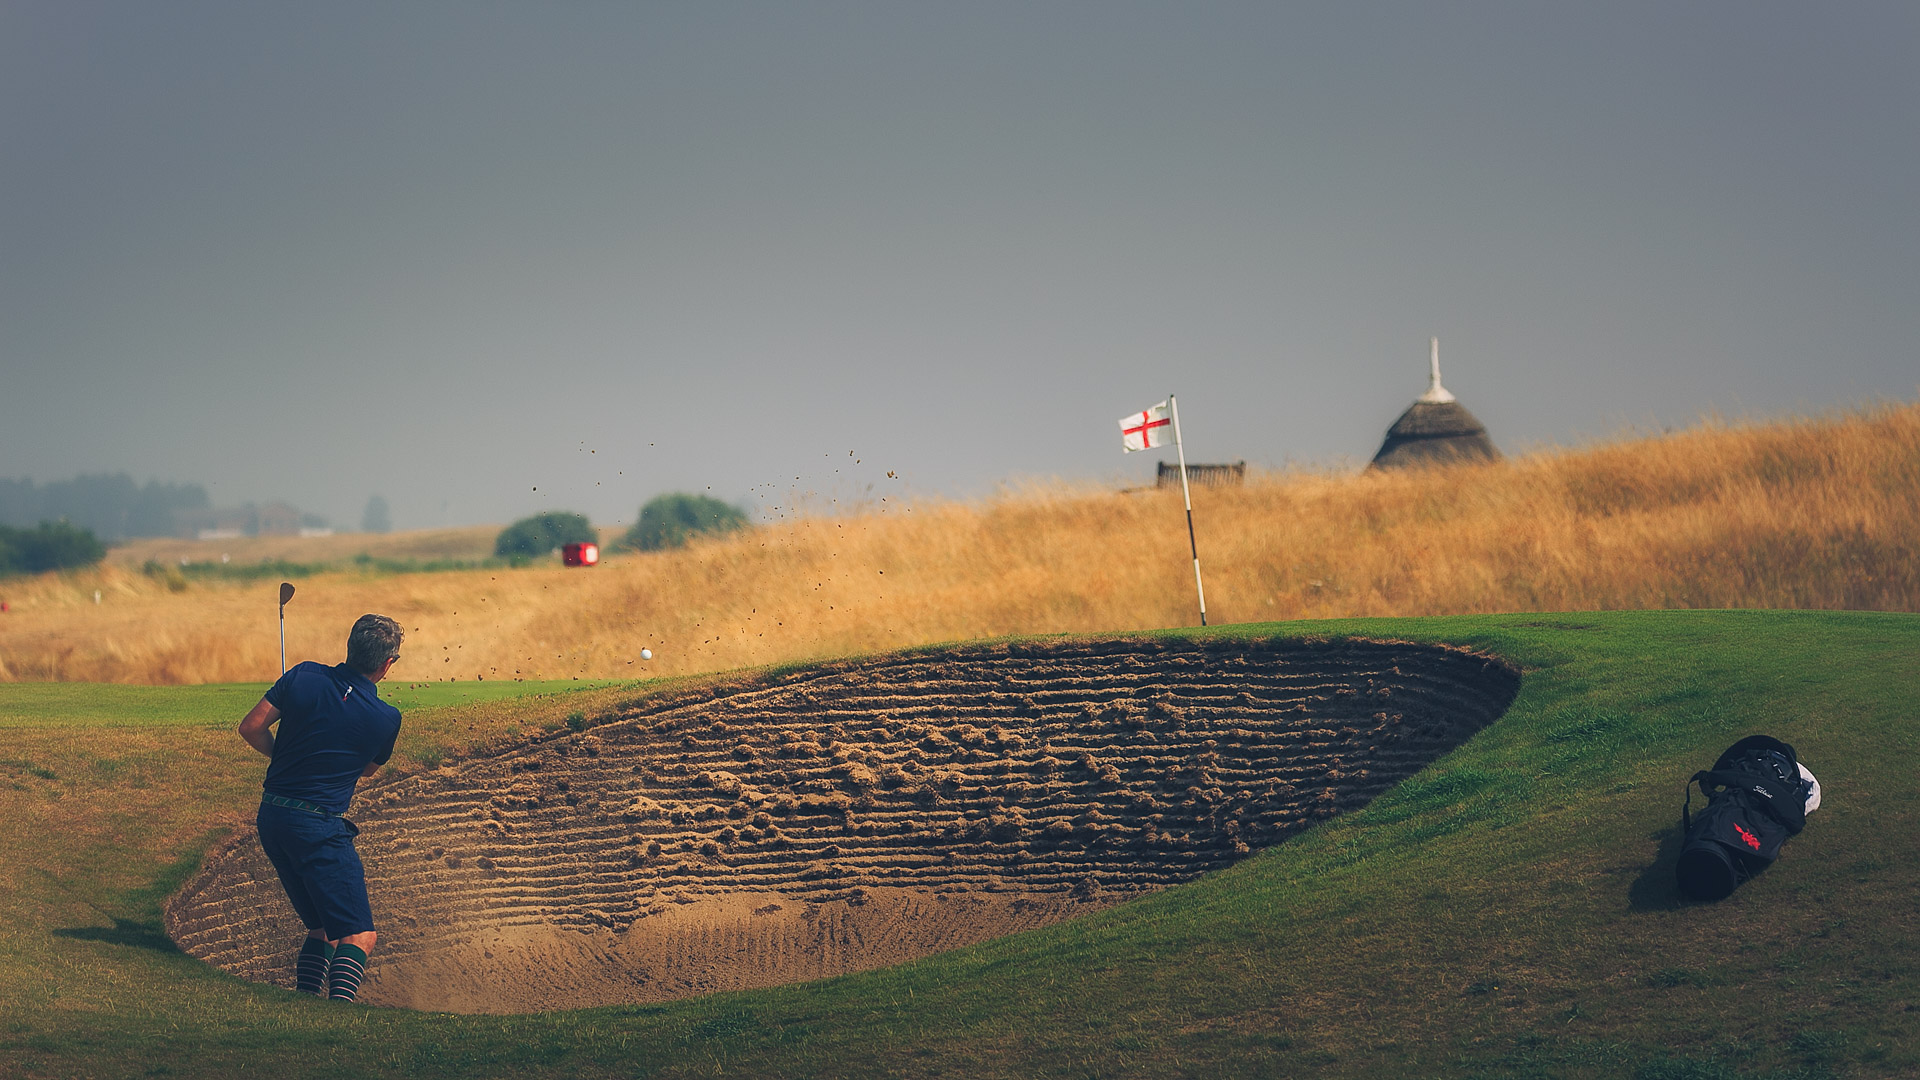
[239,698,280,758]
[362,711,400,778]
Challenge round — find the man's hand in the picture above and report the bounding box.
[239,698,280,758]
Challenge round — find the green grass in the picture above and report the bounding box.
[0,678,619,727]
[136,552,513,587]
[2,610,1916,1079]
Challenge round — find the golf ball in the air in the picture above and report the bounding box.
[640,649,653,660]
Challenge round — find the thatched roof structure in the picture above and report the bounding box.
[1369,339,1500,470]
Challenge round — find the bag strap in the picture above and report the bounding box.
[1683,770,1708,834]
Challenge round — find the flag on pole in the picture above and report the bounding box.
[1114,394,1209,626]
[1119,401,1172,452]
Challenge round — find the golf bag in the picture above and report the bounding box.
[1675,735,1812,902]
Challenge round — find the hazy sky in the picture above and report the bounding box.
[4,3,1916,530]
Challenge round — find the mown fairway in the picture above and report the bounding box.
[3,610,1916,1079]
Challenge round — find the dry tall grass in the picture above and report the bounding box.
[102,525,506,568]
[4,403,1917,685]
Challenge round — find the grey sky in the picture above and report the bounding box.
[4,2,1916,530]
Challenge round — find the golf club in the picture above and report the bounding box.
[278,581,296,674]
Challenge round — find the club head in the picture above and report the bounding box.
[279,582,296,607]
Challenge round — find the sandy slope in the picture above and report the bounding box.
[166,635,1519,1013]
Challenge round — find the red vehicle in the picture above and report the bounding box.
[562,542,599,567]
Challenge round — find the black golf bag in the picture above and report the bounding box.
[1675,735,1811,902]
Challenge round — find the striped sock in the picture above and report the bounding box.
[296,937,333,995]
[327,943,368,1002]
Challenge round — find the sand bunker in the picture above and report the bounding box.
[167,636,1518,1013]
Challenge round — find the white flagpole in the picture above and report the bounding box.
[1169,394,1208,626]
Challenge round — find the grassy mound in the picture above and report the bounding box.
[2,610,1916,1078]
[5,402,1918,685]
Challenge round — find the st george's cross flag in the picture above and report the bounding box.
[1114,394,1209,627]
[1119,401,1172,452]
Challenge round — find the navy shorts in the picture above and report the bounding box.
[256,800,375,939]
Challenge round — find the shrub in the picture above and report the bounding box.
[140,560,191,592]
[494,512,596,561]
[619,493,749,552]
[0,521,107,577]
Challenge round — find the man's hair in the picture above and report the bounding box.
[345,614,404,675]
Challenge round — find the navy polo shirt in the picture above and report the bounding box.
[262,661,403,814]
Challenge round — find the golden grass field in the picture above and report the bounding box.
[3,402,1917,685]
[98,524,508,568]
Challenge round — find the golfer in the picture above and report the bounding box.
[238,613,404,1003]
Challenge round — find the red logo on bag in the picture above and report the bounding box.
[1734,822,1761,851]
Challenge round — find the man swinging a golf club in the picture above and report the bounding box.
[238,612,404,1003]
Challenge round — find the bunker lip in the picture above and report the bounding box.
[167,635,1520,1014]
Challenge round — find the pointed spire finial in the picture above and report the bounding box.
[1418,335,1456,403]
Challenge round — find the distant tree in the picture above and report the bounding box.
[40,474,135,537]
[495,511,595,561]
[0,521,107,577]
[0,474,208,539]
[127,479,211,538]
[618,493,749,552]
[361,495,392,534]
